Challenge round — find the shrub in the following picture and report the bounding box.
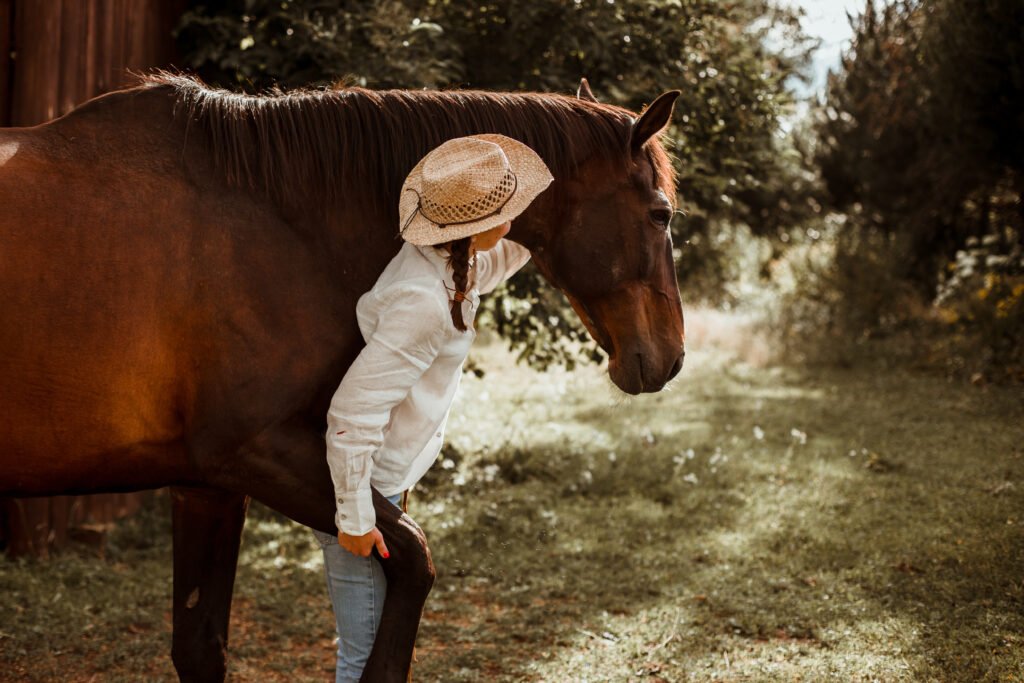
[935,233,1024,381]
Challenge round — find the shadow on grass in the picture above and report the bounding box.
[409,359,1024,682]
[0,490,176,682]
[1,350,1021,682]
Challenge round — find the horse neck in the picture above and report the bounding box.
[503,184,562,253]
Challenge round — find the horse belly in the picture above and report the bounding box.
[0,128,193,494]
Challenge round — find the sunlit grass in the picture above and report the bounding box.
[1,321,1022,681]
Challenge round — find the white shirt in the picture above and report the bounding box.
[325,239,531,535]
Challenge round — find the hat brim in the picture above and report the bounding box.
[399,134,554,246]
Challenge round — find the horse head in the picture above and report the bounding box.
[139,73,686,394]
[514,85,685,395]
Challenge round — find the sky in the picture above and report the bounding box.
[786,0,864,96]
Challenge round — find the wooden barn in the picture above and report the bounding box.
[1,0,190,557]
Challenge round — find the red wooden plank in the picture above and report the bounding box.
[49,495,72,548]
[97,0,115,93]
[2,499,53,558]
[11,0,62,125]
[57,0,83,115]
[125,0,142,79]
[0,0,13,126]
[112,0,126,87]
[83,0,98,96]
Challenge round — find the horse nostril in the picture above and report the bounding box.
[668,350,684,379]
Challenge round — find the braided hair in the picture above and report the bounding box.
[437,237,474,332]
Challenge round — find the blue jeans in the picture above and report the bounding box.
[312,492,403,683]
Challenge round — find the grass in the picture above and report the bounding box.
[1,312,1023,682]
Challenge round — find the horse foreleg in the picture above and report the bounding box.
[361,488,435,683]
[170,486,249,683]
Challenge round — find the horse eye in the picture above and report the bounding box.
[649,208,672,227]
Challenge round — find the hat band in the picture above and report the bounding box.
[400,172,518,237]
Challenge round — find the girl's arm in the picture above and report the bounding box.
[325,285,449,536]
[474,239,531,294]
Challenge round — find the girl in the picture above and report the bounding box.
[311,134,554,682]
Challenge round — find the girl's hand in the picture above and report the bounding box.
[338,527,390,559]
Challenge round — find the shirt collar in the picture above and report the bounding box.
[411,242,452,279]
[410,242,480,301]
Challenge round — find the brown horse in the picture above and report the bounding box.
[0,71,684,681]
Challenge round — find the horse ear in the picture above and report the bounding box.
[629,90,681,153]
[577,78,598,103]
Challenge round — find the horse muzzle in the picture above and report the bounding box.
[609,346,685,395]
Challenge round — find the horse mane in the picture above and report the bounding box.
[138,70,676,218]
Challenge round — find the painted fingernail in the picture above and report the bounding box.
[383,551,390,559]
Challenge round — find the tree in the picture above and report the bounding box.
[811,0,1023,376]
[816,0,1024,292]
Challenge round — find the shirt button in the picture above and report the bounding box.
[436,432,442,438]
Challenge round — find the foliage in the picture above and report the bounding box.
[175,1,460,89]
[935,229,1024,381]
[479,266,604,371]
[764,213,923,366]
[804,0,1024,376]
[174,0,814,366]
[815,0,1024,292]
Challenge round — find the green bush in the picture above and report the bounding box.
[766,216,922,364]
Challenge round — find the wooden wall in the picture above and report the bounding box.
[0,0,190,557]
[2,0,189,126]
[0,0,12,124]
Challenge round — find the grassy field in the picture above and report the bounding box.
[2,313,1023,682]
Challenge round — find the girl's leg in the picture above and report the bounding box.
[312,492,403,683]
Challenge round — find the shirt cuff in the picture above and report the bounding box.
[335,487,376,536]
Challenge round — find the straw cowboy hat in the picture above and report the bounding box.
[398,134,554,246]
